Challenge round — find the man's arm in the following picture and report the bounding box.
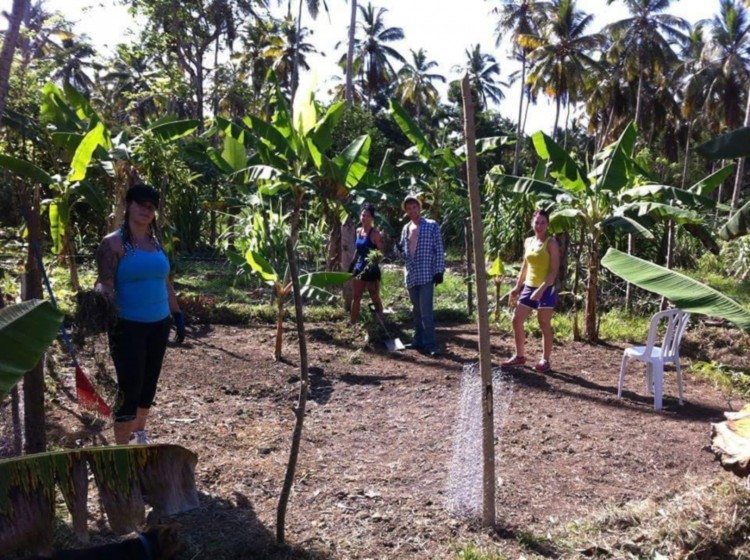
[434,222,445,274]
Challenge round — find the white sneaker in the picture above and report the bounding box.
[130,430,151,445]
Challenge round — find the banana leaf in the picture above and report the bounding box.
[601,216,654,239]
[697,127,750,159]
[689,164,734,196]
[0,444,199,555]
[531,131,589,193]
[0,154,54,184]
[601,248,750,331]
[0,300,63,399]
[719,199,750,241]
[336,134,371,189]
[69,122,111,182]
[221,124,247,172]
[245,249,279,284]
[148,119,200,141]
[299,271,352,301]
[388,99,433,160]
[590,122,636,192]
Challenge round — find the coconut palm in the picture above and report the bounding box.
[703,0,750,212]
[527,0,602,138]
[395,48,445,120]
[0,0,29,119]
[290,0,328,99]
[493,0,547,172]
[263,16,317,97]
[345,0,358,104]
[603,0,689,130]
[344,2,405,106]
[460,44,507,111]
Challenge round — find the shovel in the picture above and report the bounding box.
[369,304,405,352]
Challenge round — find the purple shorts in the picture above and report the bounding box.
[518,284,557,310]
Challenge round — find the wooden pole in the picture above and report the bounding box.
[460,74,495,527]
[276,238,310,544]
[464,217,474,317]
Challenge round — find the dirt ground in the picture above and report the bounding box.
[21,318,742,559]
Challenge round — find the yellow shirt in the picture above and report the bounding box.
[524,237,551,287]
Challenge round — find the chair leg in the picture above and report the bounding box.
[646,363,653,394]
[618,354,628,398]
[676,360,684,405]
[652,362,664,411]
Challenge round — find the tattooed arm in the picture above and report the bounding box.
[95,235,121,300]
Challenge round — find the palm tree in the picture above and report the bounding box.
[395,48,445,120]
[493,0,547,173]
[264,16,317,97]
[703,0,750,211]
[344,2,405,106]
[603,0,689,131]
[291,0,327,100]
[461,44,507,110]
[345,0,357,104]
[527,0,602,138]
[0,0,30,119]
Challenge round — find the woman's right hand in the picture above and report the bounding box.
[510,285,522,297]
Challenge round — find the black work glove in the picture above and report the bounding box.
[433,272,444,285]
[172,311,186,344]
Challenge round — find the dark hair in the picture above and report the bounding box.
[125,183,160,206]
[361,203,376,219]
[532,208,550,221]
[121,183,163,253]
[402,194,421,211]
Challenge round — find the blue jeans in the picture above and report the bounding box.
[408,282,436,350]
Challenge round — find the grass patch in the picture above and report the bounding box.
[597,309,651,343]
[690,361,750,399]
[456,544,509,560]
[559,478,750,559]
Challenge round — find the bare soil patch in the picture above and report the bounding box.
[34,321,735,558]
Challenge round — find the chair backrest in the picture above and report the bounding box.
[643,308,691,360]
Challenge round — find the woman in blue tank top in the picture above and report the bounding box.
[95,184,185,445]
[349,203,385,324]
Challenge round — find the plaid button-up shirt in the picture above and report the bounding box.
[399,217,446,288]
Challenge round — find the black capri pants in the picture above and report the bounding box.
[109,317,170,422]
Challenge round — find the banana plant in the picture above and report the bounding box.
[388,98,509,222]
[209,76,372,274]
[245,247,350,361]
[698,127,750,241]
[486,257,506,323]
[492,124,650,341]
[0,444,198,555]
[601,248,750,331]
[0,300,63,400]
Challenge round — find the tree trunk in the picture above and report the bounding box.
[196,59,204,126]
[0,0,29,120]
[21,184,45,453]
[464,218,474,317]
[634,72,643,131]
[522,87,532,139]
[572,225,584,341]
[344,0,357,105]
[276,238,310,544]
[63,224,81,293]
[584,233,600,342]
[512,53,526,175]
[552,95,561,140]
[461,74,495,528]
[562,100,572,150]
[730,90,750,214]
[290,0,304,105]
[340,216,355,312]
[273,287,285,362]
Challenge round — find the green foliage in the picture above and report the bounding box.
[0,300,64,399]
[602,248,750,331]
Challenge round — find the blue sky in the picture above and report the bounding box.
[23,0,724,132]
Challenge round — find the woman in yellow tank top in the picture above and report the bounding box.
[503,209,560,373]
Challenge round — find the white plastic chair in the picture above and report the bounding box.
[618,308,691,411]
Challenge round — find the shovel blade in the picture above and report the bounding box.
[385,337,405,352]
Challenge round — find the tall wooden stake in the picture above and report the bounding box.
[464,217,474,316]
[276,238,310,544]
[461,74,496,527]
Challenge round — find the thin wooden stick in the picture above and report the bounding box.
[276,238,310,544]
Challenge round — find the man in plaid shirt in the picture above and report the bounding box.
[399,195,445,356]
